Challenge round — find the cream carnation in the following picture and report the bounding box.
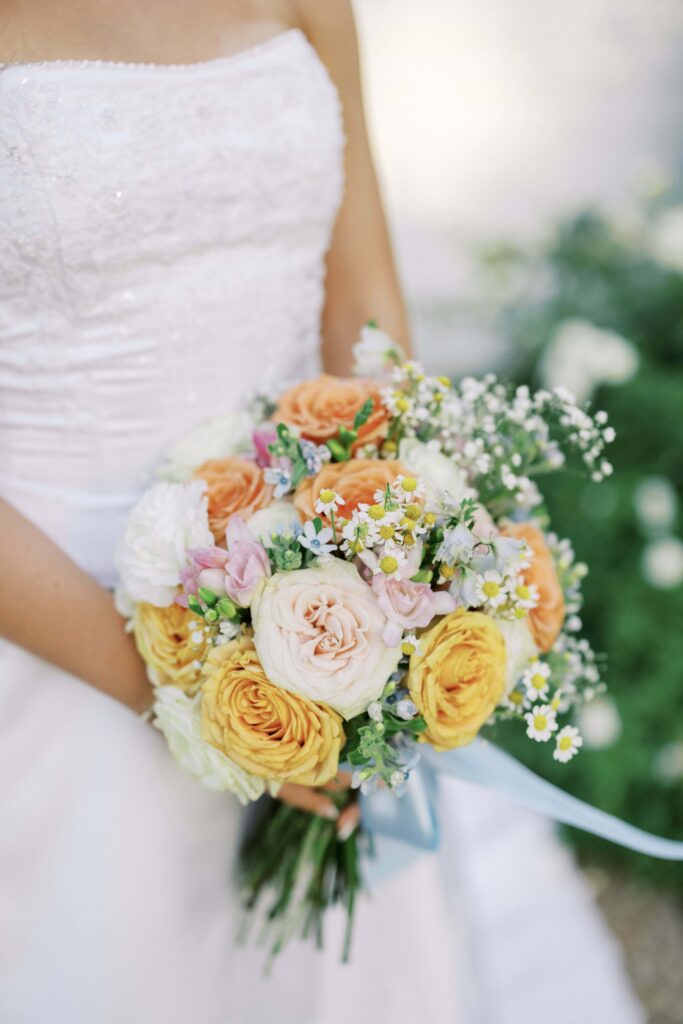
[398,438,471,511]
[159,412,253,482]
[152,686,266,803]
[115,480,213,606]
[251,559,401,719]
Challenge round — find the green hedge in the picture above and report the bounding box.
[484,206,683,891]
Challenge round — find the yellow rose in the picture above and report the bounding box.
[133,601,207,692]
[408,609,506,751]
[201,636,344,787]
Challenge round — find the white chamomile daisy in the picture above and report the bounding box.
[314,488,345,517]
[298,520,336,556]
[511,579,539,611]
[503,688,528,715]
[475,569,508,609]
[393,474,425,501]
[523,660,551,701]
[401,633,421,657]
[553,726,583,763]
[525,704,558,742]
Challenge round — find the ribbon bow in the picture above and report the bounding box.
[359,739,683,882]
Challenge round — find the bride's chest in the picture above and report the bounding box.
[0,39,344,272]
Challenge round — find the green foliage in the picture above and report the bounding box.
[488,205,683,891]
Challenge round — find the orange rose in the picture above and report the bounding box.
[275,374,389,450]
[294,458,407,525]
[193,457,272,544]
[502,522,565,653]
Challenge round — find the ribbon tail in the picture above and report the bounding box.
[423,738,683,861]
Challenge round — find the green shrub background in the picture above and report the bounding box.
[482,203,683,892]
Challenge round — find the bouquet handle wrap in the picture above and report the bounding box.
[360,739,683,883]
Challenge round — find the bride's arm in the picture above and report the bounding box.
[0,497,152,713]
[0,499,352,822]
[298,0,412,375]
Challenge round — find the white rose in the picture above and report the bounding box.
[251,559,401,719]
[352,324,404,379]
[495,617,539,696]
[153,686,266,803]
[248,499,301,546]
[398,438,471,511]
[159,412,253,482]
[115,480,213,606]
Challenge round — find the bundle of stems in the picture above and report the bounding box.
[240,791,371,965]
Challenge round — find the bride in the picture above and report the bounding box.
[0,2,645,1022]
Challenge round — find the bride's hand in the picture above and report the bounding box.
[278,771,360,840]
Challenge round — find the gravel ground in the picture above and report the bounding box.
[584,866,683,1024]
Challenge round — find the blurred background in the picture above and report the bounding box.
[354,0,683,1019]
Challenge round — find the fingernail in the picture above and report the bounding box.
[337,819,358,842]
[321,805,339,821]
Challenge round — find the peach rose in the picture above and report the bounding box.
[201,635,344,787]
[193,457,272,544]
[132,601,208,693]
[275,374,389,450]
[294,458,407,525]
[502,522,565,653]
[408,609,507,750]
[251,559,402,719]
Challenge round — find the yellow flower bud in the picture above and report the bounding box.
[437,376,451,387]
[440,564,455,580]
[405,504,421,520]
[424,512,437,526]
[396,398,411,414]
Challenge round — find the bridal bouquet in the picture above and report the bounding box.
[115,326,615,959]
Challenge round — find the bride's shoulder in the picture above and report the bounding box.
[292,0,361,93]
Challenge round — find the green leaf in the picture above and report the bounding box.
[347,749,370,766]
[327,439,350,462]
[410,569,433,584]
[313,516,323,533]
[338,426,358,446]
[187,594,204,616]
[352,397,374,431]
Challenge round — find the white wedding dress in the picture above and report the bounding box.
[0,28,644,1024]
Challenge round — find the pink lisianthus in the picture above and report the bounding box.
[178,547,229,606]
[223,516,271,607]
[371,575,457,646]
[252,425,278,469]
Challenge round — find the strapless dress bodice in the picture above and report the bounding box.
[0,30,344,582]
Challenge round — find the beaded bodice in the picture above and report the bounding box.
[0,30,344,582]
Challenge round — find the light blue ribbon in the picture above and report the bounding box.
[359,739,683,883]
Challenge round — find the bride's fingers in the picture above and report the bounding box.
[336,801,360,842]
[322,770,353,793]
[278,783,339,821]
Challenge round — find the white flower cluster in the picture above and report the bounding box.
[437,519,538,623]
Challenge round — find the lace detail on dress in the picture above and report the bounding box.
[0,30,344,579]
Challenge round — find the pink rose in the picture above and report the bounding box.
[252,425,278,469]
[223,516,271,607]
[179,546,229,606]
[371,576,456,646]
